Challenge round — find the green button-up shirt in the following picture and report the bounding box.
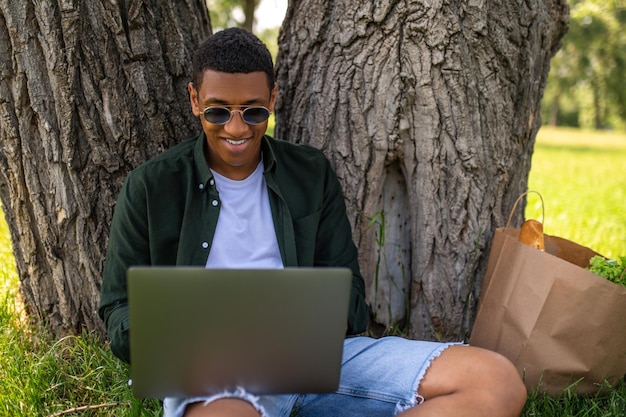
[98,133,370,363]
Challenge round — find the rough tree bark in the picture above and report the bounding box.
[275,0,569,341]
[0,1,210,335]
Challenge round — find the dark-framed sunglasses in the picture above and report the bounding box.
[202,106,271,125]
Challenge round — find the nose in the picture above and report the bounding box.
[223,110,250,136]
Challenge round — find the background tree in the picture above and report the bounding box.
[206,0,280,59]
[207,0,259,32]
[275,0,569,340]
[0,1,210,335]
[541,0,626,130]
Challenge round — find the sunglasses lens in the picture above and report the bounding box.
[203,107,231,124]
[202,106,271,125]
[242,107,270,125]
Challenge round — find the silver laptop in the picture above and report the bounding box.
[127,267,352,399]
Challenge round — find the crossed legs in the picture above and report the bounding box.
[183,345,527,417]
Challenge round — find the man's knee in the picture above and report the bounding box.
[419,345,527,411]
[472,348,528,410]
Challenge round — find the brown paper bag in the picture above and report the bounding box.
[470,203,626,396]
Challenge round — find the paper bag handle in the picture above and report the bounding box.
[505,190,544,228]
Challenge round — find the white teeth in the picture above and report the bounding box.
[225,138,246,145]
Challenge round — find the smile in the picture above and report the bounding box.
[225,138,248,146]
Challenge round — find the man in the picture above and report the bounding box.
[99,28,527,417]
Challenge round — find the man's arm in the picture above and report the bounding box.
[99,301,130,362]
[98,175,150,363]
[317,159,370,335]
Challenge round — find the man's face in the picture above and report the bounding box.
[189,70,277,180]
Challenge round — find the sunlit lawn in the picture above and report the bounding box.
[1,126,625,416]
[526,126,626,259]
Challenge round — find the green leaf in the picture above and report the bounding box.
[588,255,626,286]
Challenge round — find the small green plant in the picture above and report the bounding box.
[588,255,626,287]
[366,211,410,337]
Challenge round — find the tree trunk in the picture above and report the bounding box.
[592,82,602,130]
[242,0,258,32]
[549,89,561,127]
[275,0,569,341]
[0,0,210,336]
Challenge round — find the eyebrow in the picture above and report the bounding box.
[203,97,268,106]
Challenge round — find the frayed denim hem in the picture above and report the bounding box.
[393,342,466,415]
[163,387,269,417]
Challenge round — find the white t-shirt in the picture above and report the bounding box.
[205,161,284,269]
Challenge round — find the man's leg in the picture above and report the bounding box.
[399,345,527,417]
[165,387,296,417]
[184,399,261,417]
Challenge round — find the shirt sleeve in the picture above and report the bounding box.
[317,160,370,335]
[98,173,150,363]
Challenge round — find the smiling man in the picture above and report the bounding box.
[98,28,526,417]
[189,70,273,180]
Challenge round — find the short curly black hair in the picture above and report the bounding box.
[191,27,275,92]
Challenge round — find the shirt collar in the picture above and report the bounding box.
[261,135,277,173]
[193,132,278,188]
[193,132,212,189]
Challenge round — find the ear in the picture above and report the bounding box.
[188,82,201,117]
[268,84,278,113]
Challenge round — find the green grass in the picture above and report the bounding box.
[0,215,161,416]
[526,126,626,260]
[522,381,626,416]
[1,126,626,416]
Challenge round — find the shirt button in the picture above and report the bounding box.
[209,179,215,186]
[198,183,204,190]
[211,200,219,206]
[202,242,209,249]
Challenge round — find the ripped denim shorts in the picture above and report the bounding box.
[163,336,461,417]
